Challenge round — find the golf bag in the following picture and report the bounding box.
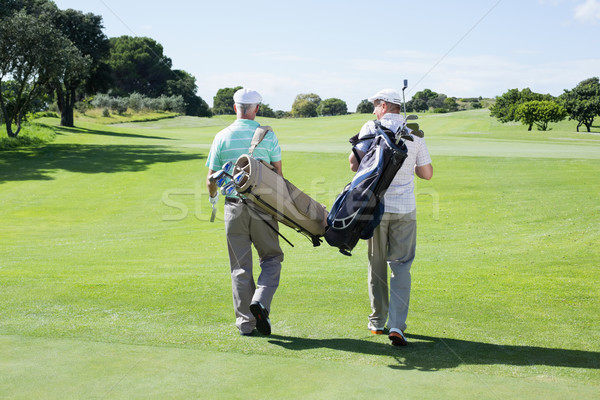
[231,128,328,247]
[324,121,409,255]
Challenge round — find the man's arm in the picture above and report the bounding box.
[415,164,433,180]
[206,169,218,197]
[271,160,283,177]
[349,150,365,172]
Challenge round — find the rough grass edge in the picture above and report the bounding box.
[76,109,181,125]
[0,122,56,150]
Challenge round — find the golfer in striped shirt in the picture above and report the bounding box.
[206,88,283,337]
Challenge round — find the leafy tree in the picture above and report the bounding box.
[0,0,57,18]
[212,86,242,115]
[560,77,600,132]
[490,88,551,123]
[0,9,77,137]
[107,36,173,97]
[52,8,110,127]
[257,103,276,118]
[166,70,211,117]
[429,93,447,109]
[317,98,347,116]
[291,93,321,118]
[412,89,438,102]
[406,98,429,112]
[274,110,291,119]
[356,99,374,114]
[444,97,459,112]
[515,100,566,131]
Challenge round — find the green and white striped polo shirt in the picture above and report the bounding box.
[206,119,281,172]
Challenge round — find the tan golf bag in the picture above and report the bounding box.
[231,127,328,246]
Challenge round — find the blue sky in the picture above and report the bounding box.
[52,0,600,111]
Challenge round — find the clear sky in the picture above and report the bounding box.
[52,0,600,111]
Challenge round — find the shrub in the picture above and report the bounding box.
[128,92,144,112]
[109,98,128,115]
[90,93,185,115]
[91,93,111,109]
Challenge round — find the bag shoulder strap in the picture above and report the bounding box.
[248,125,272,156]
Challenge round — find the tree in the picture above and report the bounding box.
[212,86,242,115]
[107,36,173,97]
[406,98,428,112]
[429,93,447,109]
[490,88,551,123]
[515,100,567,131]
[52,8,110,127]
[443,97,459,112]
[560,77,600,132]
[166,70,211,117]
[291,93,321,118]
[257,103,275,118]
[317,98,347,116]
[356,99,374,114]
[0,9,78,137]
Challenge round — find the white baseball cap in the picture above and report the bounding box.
[233,88,262,104]
[368,88,402,105]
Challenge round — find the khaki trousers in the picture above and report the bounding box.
[224,202,283,334]
[367,211,416,332]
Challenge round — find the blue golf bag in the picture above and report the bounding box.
[324,121,409,256]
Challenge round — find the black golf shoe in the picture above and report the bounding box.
[249,301,271,336]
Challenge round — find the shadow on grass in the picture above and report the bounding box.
[0,143,202,182]
[268,334,600,372]
[53,125,176,141]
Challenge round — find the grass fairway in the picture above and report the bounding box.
[1,111,599,399]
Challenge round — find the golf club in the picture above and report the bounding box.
[402,79,408,120]
[233,170,248,186]
[220,181,237,196]
[210,169,234,188]
[210,203,217,222]
[397,79,410,145]
[222,161,234,175]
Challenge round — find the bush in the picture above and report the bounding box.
[91,93,111,109]
[90,93,186,115]
[109,98,128,115]
[75,101,90,114]
[128,92,144,112]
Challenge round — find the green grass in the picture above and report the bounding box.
[0,122,56,150]
[1,111,599,398]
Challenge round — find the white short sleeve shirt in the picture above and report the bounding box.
[355,113,432,214]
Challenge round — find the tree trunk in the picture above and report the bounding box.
[59,87,76,127]
[0,90,16,137]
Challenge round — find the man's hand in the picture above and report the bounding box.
[209,193,219,222]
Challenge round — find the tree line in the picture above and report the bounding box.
[1,1,598,139]
[489,79,600,132]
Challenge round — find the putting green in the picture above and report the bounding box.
[2,335,597,400]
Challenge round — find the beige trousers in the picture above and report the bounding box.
[367,211,417,332]
[224,201,284,334]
